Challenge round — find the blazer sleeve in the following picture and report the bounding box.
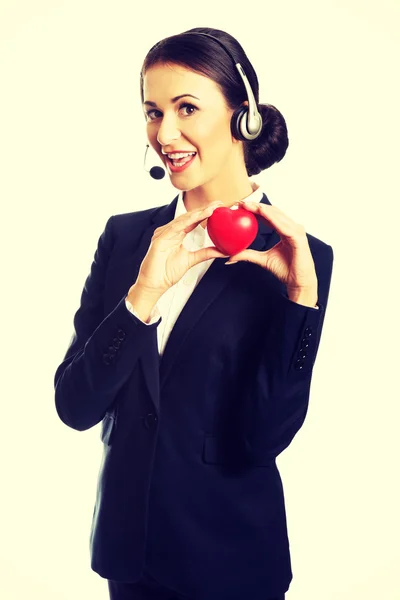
[54,216,161,432]
[238,243,334,462]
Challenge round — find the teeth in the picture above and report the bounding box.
[167,152,196,159]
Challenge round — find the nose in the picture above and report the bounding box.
[156,113,181,147]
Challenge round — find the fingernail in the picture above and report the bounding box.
[225,260,238,265]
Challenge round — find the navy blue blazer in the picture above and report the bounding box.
[54,192,334,600]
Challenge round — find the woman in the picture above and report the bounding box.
[54,26,334,600]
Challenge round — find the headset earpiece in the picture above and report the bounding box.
[231,106,248,141]
[230,105,263,142]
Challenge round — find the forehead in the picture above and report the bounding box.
[143,63,222,102]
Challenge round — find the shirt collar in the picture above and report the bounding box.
[175,181,264,249]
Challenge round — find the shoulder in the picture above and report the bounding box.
[101,204,169,256]
[306,231,333,257]
[111,204,165,233]
[305,232,334,293]
[104,203,169,242]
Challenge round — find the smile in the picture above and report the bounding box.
[166,153,197,173]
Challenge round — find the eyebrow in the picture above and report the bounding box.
[143,94,200,107]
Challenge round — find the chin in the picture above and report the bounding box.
[169,171,202,190]
[168,166,215,193]
[169,179,192,191]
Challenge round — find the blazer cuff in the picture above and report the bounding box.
[125,296,162,325]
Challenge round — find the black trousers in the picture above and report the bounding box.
[108,569,285,600]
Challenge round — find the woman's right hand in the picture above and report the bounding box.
[136,201,230,295]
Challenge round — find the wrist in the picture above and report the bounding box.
[129,281,163,300]
[286,286,318,308]
[127,283,163,323]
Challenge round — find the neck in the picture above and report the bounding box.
[184,180,254,208]
[182,144,257,219]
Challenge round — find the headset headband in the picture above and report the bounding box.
[185,32,262,140]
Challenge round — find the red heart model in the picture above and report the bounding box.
[207,206,259,256]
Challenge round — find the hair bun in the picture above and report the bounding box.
[244,103,289,176]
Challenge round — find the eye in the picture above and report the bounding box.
[145,109,162,120]
[145,102,198,121]
[178,102,198,116]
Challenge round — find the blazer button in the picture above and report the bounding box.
[112,337,121,349]
[103,353,111,365]
[144,414,158,429]
[300,339,310,350]
[108,346,116,357]
[304,327,313,337]
[294,358,305,370]
[117,329,126,341]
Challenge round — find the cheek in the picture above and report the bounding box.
[193,119,232,159]
[195,116,225,140]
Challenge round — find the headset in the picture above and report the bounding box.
[145,32,263,179]
[190,32,263,142]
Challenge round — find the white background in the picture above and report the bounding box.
[1,1,399,598]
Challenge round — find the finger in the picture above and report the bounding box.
[239,201,303,240]
[226,248,267,268]
[188,245,230,268]
[155,202,224,242]
[178,202,223,234]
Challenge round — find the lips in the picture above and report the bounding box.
[166,153,197,173]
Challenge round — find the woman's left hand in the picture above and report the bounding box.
[227,201,318,294]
